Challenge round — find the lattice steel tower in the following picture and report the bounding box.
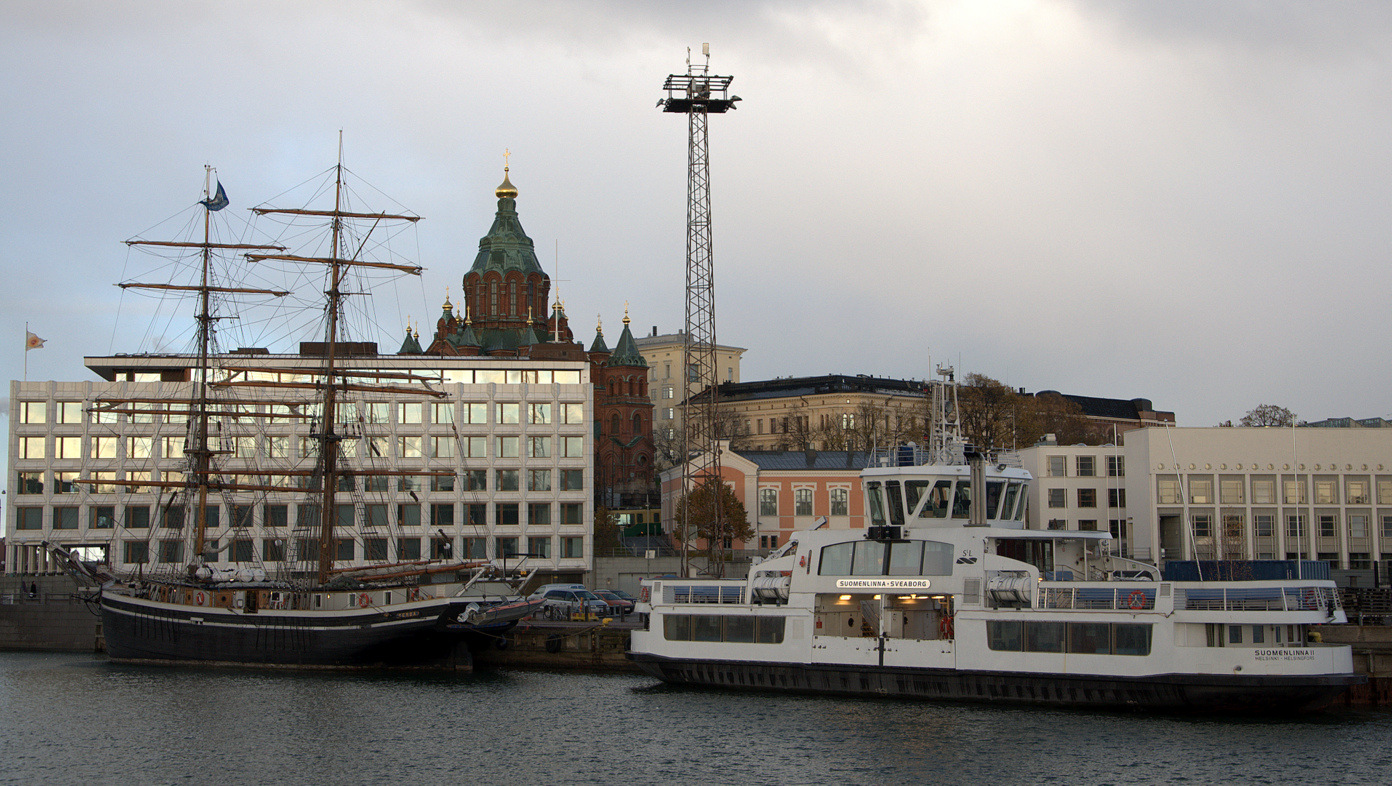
[659,45,740,577]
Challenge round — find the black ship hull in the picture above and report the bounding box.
[627,653,1361,713]
[100,592,516,668]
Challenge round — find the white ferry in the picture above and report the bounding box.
[629,447,1362,711]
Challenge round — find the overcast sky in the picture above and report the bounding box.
[4,0,1391,436]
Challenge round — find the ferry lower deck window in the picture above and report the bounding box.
[1252,625,1265,644]
[1025,622,1066,653]
[1068,623,1111,655]
[725,616,755,643]
[988,621,1023,651]
[1113,624,1151,656]
[1228,625,1243,645]
[692,615,722,642]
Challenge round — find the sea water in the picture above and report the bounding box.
[1,653,1389,785]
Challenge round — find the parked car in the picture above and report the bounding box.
[593,589,635,615]
[531,587,610,620]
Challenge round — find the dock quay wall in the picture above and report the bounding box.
[0,576,102,653]
[475,619,641,673]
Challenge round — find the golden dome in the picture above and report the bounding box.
[496,167,518,199]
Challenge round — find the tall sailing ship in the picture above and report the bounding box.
[49,157,542,667]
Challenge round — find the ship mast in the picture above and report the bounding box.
[247,142,424,584]
[115,167,287,567]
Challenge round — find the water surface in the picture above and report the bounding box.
[2,653,1388,785]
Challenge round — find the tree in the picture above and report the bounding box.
[957,374,1023,450]
[1239,404,1296,427]
[1022,392,1103,446]
[672,478,752,578]
[592,507,622,554]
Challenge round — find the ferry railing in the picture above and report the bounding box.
[1038,585,1156,611]
[663,583,746,605]
[1173,585,1339,613]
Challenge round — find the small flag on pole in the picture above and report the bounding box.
[25,331,46,351]
[200,180,229,212]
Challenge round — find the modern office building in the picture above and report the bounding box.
[7,352,594,577]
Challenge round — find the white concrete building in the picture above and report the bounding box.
[7,351,594,578]
[1023,426,1392,578]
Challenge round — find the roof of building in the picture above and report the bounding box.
[397,327,422,355]
[1304,417,1392,428]
[607,317,648,368]
[1028,390,1172,421]
[708,374,929,403]
[633,331,746,353]
[736,449,874,471]
[468,167,544,277]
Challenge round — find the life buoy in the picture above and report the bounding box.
[939,615,955,639]
[799,555,807,568]
[408,587,421,602]
[358,593,371,608]
[195,591,206,607]
[1127,590,1147,610]
[1302,588,1318,609]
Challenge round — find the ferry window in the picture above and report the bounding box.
[866,482,886,526]
[819,543,854,575]
[756,617,785,644]
[725,616,754,643]
[692,615,723,642]
[1252,625,1265,644]
[905,481,929,517]
[887,542,924,575]
[1025,621,1066,653]
[923,541,954,575]
[663,615,692,641]
[951,482,972,519]
[985,481,1004,519]
[1069,623,1110,654]
[852,541,886,575]
[987,621,1022,651]
[885,482,905,526]
[1113,624,1151,655]
[919,480,952,519]
[1000,483,1019,520]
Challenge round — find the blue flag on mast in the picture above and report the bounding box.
[200,180,229,211]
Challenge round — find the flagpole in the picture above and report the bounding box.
[24,320,28,382]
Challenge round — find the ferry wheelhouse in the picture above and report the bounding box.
[629,446,1360,711]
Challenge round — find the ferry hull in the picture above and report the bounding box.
[627,653,1361,713]
[100,593,518,668]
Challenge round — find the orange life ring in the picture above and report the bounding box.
[799,555,807,568]
[1127,590,1146,610]
[358,593,371,608]
[195,591,206,606]
[939,615,955,639]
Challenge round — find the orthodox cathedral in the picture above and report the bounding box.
[396,165,655,505]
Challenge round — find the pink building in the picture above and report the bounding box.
[660,441,871,553]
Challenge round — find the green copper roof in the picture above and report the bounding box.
[468,190,544,277]
[589,328,609,354]
[456,322,481,347]
[397,328,422,355]
[607,320,648,367]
